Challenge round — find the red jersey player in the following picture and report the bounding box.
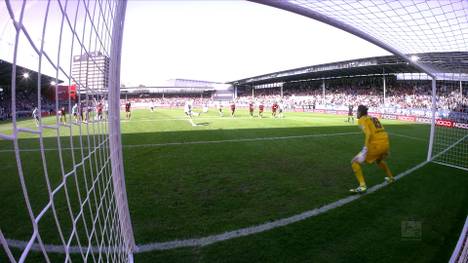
[272,102,278,118]
[125,101,131,119]
[230,101,236,117]
[59,106,67,123]
[258,101,264,118]
[97,102,103,120]
[248,101,255,117]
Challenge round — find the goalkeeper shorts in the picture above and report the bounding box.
[365,143,389,163]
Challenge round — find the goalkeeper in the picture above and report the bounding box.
[350,105,394,193]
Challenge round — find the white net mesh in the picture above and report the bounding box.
[432,76,468,170]
[0,0,133,262]
[286,0,468,55]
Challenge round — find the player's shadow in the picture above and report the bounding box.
[196,122,210,126]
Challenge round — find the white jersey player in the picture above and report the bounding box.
[32,107,39,127]
[72,103,79,123]
[184,100,197,126]
[278,101,285,118]
[104,100,109,119]
[216,101,224,117]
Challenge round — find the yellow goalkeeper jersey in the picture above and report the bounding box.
[358,115,389,147]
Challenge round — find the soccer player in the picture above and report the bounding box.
[184,99,197,126]
[96,101,103,120]
[350,105,394,193]
[150,99,155,112]
[85,101,93,123]
[271,101,278,118]
[104,100,108,120]
[59,106,67,123]
[72,103,79,123]
[32,106,39,127]
[125,101,131,120]
[202,102,209,113]
[230,101,236,117]
[258,101,264,118]
[278,100,285,118]
[217,101,224,117]
[347,104,354,123]
[80,102,86,123]
[248,101,255,118]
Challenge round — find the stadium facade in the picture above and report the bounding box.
[230,52,468,87]
[230,52,467,112]
[120,78,233,100]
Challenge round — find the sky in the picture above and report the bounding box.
[121,1,389,85]
[1,0,390,87]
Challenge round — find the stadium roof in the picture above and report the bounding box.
[231,52,468,86]
[121,86,216,95]
[251,0,468,77]
[0,59,57,90]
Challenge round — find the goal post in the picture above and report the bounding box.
[107,0,136,254]
[427,77,437,162]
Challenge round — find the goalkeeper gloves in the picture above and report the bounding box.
[352,146,368,163]
[361,146,368,155]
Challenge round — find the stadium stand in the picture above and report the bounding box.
[0,59,56,120]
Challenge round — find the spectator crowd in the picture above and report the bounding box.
[1,81,467,121]
[236,82,467,116]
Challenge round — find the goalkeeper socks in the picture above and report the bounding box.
[352,162,366,187]
[378,161,393,178]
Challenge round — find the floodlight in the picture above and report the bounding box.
[22,72,29,79]
[410,55,419,62]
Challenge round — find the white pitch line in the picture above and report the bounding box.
[119,115,340,123]
[0,131,361,153]
[0,115,337,129]
[388,132,426,142]
[123,131,360,148]
[0,131,427,153]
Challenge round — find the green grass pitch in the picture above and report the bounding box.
[1,108,467,262]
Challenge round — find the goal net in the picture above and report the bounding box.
[0,0,134,262]
[254,0,468,167]
[430,75,468,171]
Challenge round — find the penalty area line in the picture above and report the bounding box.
[0,131,361,153]
[0,131,428,153]
[119,114,343,122]
[123,131,361,148]
[388,132,426,142]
